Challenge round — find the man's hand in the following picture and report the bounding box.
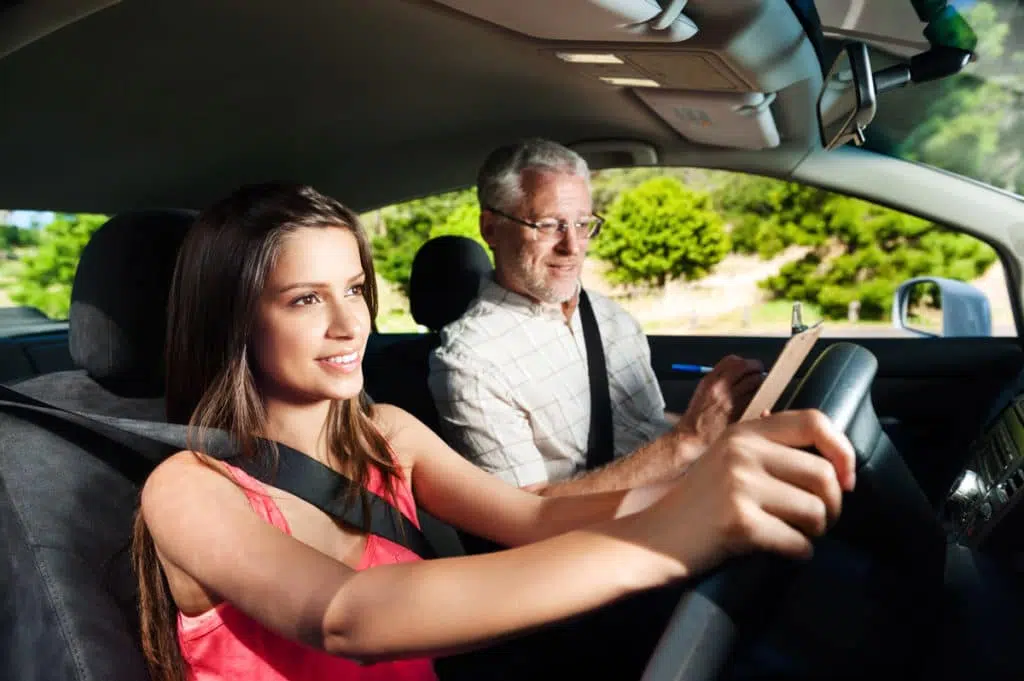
[676,355,765,447]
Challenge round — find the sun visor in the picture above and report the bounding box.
[634,89,781,150]
[430,0,699,43]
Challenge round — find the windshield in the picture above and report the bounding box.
[817,0,1024,198]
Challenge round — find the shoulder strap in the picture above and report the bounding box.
[577,289,614,470]
[0,383,463,560]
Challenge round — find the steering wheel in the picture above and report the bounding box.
[640,342,946,681]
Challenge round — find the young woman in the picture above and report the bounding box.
[133,182,855,681]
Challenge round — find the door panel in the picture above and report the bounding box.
[650,335,1024,504]
[0,332,74,384]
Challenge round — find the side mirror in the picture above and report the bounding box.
[892,276,992,338]
[817,41,877,150]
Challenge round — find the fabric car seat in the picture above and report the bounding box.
[0,209,195,681]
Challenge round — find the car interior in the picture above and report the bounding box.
[4,1,1024,680]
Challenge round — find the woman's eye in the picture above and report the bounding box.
[346,283,365,297]
[291,292,321,306]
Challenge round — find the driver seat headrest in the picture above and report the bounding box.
[409,236,493,333]
[68,208,196,396]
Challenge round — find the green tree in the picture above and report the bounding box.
[590,168,665,213]
[10,213,108,319]
[370,188,476,295]
[760,197,997,320]
[593,177,730,288]
[897,2,1024,194]
[427,201,492,261]
[590,167,732,214]
[715,175,833,257]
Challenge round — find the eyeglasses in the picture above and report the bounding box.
[483,205,604,241]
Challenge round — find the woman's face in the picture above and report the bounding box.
[250,226,371,405]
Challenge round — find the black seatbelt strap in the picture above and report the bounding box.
[578,289,614,470]
[0,383,463,559]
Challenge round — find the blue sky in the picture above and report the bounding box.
[6,210,55,228]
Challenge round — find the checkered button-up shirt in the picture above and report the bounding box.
[428,277,673,487]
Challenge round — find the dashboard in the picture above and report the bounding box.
[945,371,1024,565]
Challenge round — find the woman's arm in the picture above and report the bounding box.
[143,409,855,664]
[140,452,682,663]
[375,404,674,547]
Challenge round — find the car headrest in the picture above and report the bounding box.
[68,209,196,396]
[409,236,493,332]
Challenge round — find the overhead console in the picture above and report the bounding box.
[429,0,823,150]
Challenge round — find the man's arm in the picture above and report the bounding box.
[428,351,552,487]
[532,355,766,498]
[431,346,703,495]
[530,427,705,496]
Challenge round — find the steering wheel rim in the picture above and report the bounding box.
[640,341,881,681]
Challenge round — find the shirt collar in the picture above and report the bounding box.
[479,274,581,323]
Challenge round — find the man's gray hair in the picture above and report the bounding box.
[476,138,590,214]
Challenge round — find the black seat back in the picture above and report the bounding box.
[0,209,194,681]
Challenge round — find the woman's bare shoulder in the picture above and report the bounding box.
[139,450,242,520]
[368,402,421,436]
[367,403,432,464]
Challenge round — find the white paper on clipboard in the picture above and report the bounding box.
[740,322,825,421]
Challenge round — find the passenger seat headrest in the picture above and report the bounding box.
[409,236,493,333]
[69,209,196,396]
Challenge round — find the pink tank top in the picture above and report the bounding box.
[177,458,438,681]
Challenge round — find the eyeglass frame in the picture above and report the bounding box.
[482,205,604,241]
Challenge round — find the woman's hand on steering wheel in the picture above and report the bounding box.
[641,409,858,582]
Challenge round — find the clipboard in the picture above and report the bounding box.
[740,321,824,421]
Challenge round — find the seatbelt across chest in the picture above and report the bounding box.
[577,289,614,470]
[0,383,464,559]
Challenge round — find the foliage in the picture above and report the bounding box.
[715,176,833,258]
[0,224,40,250]
[593,177,730,288]
[897,2,1024,194]
[590,168,666,213]
[9,213,108,319]
[591,167,732,214]
[427,201,492,261]
[369,188,476,295]
[759,197,997,320]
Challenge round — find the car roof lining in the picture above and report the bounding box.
[0,0,823,214]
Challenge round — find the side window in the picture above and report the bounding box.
[585,168,1014,338]
[0,210,108,324]
[363,189,487,334]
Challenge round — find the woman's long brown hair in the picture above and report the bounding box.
[131,183,400,681]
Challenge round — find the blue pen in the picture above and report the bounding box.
[671,363,714,375]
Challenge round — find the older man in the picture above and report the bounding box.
[428,138,763,495]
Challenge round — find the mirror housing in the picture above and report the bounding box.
[892,276,992,338]
[817,41,877,150]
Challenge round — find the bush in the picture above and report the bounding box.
[759,197,997,320]
[592,177,730,288]
[715,175,833,257]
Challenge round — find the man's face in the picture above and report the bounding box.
[483,169,593,305]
